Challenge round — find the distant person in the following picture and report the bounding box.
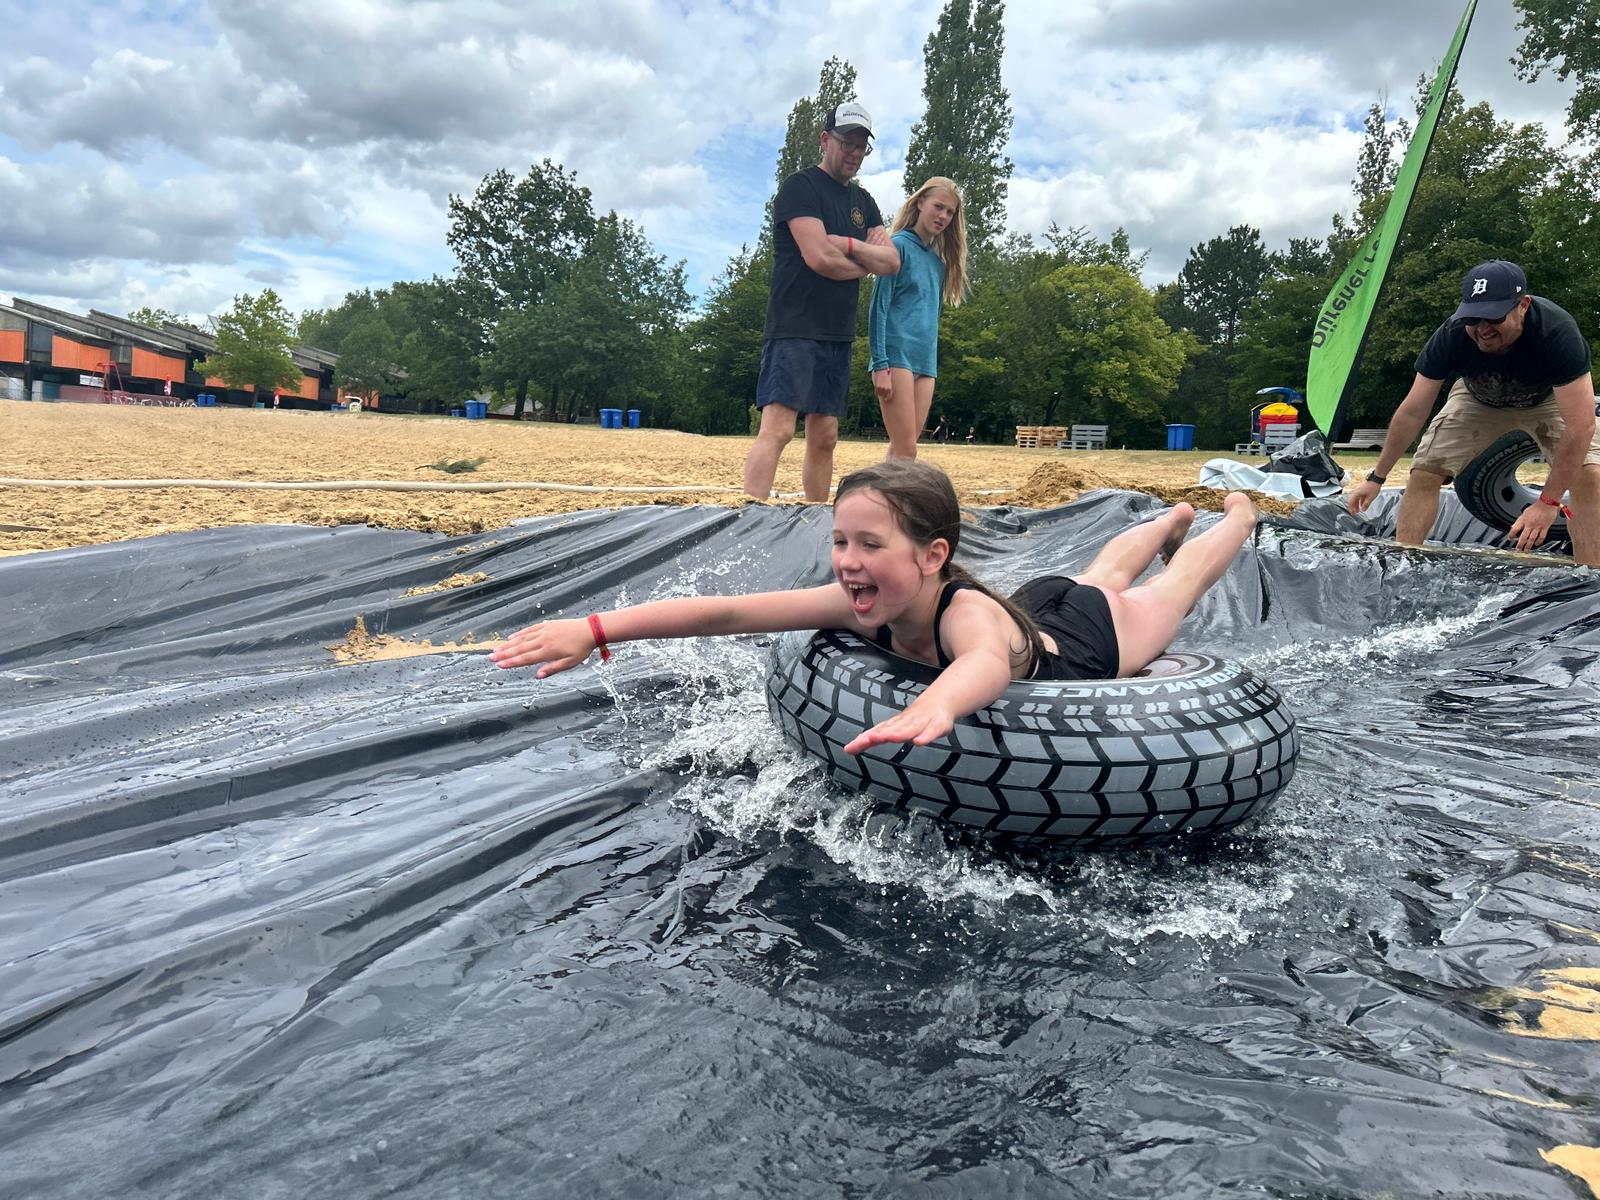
[965,425,975,447]
[929,415,947,444]
[868,177,969,460]
[743,102,899,502]
[1347,260,1598,564]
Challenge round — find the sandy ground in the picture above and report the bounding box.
[1,400,1393,555]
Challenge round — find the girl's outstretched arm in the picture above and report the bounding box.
[841,598,1015,754]
[490,584,854,677]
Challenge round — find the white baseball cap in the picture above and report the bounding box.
[825,102,874,139]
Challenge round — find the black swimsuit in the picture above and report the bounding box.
[872,577,1120,681]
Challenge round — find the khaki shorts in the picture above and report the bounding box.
[1412,378,1600,481]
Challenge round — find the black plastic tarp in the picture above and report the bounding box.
[3,491,1599,1198]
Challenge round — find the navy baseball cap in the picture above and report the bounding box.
[1452,260,1527,321]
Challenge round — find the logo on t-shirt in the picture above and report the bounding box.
[851,206,865,229]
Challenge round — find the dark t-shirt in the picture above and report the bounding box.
[1415,296,1592,408]
[765,166,883,342]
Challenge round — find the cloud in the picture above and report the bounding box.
[0,0,1577,319]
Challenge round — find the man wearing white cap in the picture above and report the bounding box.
[743,101,900,501]
[1348,260,1600,564]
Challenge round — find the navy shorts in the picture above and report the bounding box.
[755,337,852,418]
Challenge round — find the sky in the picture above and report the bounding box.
[0,0,1578,325]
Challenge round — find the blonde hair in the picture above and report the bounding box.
[890,177,969,307]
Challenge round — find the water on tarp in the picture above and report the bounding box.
[2,494,1598,1199]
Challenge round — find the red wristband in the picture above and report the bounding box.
[586,614,611,662]
[846,236,854,259]
[1540,496,1574,518]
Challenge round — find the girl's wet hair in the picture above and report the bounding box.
[834,460,1045,672]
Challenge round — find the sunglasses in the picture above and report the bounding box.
[1462,309,1515,328]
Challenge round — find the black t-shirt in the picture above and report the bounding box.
[1415,296,1592,408]
[765,166,883,342]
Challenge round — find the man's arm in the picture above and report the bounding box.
[1505,372,1596,551]
[1347,373,1445,515]
[789,217,900,279]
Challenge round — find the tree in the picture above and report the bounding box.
[1514,0,1600,143]
[773,58,859,194]
[196,289,301,395]
[685,247,773,434]
[127,306,180,329]
[332,318,403,397]
[902,0,1014,249]
[447,160,597,416]
[386,278,482,411]
[1176,225,1274,349]
[297,290,382,352]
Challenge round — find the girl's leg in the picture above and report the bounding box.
[1093,493,1257,675]
[912,376,936,445]
[1073,502,1196,594]
[880,368,919,459]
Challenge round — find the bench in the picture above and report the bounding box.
[1057,424,1108,451]
[1331,427,1386,451]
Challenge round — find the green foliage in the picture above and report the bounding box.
[485,212,691,424]
[1514,0,1600,142]
[332,317,402,396]
[127,306,180,329]
[196,289,301,395]
[447,160,596,313]
[297,290,381,352]
[1177,225,1275,348]
[902,0,1013,249]
[684,246,772,434]
[386,278,483,411]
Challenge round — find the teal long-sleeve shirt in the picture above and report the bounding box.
[868,228,946,377]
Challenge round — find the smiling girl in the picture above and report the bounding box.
[867,178,969,460]
[489,461,1257,754]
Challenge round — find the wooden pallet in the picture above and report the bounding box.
[1015,425,1067,449]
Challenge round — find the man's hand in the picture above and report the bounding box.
[1347,479,1382,516]
[488,618,597,676]
[866,226,891,247]
[872,368,892,401]
[1508,499,1561,551]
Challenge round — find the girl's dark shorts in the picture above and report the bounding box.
[1009,575,1120,680]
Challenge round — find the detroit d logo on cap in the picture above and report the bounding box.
[1471,277,1489,297]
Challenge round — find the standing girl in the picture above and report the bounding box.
[490,461,1257,755]
[868,177,969,460]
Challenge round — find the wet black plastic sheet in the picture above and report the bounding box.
[3,492,1599,1199]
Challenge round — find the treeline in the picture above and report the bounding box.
[291,0,1600,449]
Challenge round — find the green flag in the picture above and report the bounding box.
[1306,0,1477,437]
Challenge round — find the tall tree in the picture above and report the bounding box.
[297,290,382,352]
[196,289,301,395]
[446,161,597,416]
[902,0,1013,249]
[332,318,403,398]
[773,58,860,192]
[1176,225,1274,349]
[386,278,483,412]
[1514,0,1600,143]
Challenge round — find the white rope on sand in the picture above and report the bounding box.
[0,477,743,495]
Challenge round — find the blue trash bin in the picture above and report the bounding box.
[626,409,640,429]
[468,400,486,419]
[1165,423,1196,451]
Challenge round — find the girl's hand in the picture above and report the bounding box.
[488,618,598,676]
[872,369,892,401]
[842,700,955,755]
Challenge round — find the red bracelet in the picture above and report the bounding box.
[586,614,611,662]
[846,236,854,259]
[1539,496,1574,518]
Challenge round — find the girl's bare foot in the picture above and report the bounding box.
[1159,502,1196,563]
